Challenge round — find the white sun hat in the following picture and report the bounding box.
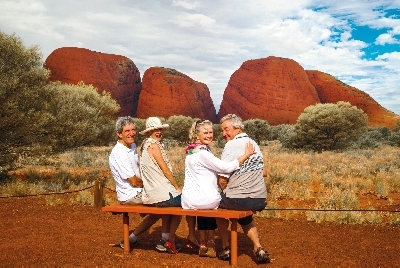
[139,117,169,135]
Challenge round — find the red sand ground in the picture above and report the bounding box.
[1,196,399,266]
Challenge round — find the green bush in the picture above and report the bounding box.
[357,126,392,149]
[289,102,368,151]
[43,81,120,151]
[0,32,120,169]
[164,115,195,145]
[270,124,295,147]
[132,118,146,146]
[212,123,226,148]
[389,121,400,147]
[243,119,270,145]
[0,31,50,168]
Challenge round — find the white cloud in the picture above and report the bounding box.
[172,0,202,10]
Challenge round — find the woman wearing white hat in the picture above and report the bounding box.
[139,117,182,254]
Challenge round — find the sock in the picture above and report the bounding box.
[129,233,138,243]
[162,233,170,242]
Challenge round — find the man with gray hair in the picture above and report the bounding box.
[216,114,270,263]
[109,116,161,250]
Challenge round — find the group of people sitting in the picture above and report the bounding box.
[108,114,270,264]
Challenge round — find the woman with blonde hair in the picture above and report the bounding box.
[181,119,255,257]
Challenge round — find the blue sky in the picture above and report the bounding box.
[1,0,399,115]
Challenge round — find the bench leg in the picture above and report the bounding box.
[230,219,238,265]
[123,212,130,252]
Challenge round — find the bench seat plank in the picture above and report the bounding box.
[102,204,252,265]
[102,204,253,218]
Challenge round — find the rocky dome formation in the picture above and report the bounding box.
[306,70,400,129]
[137,67,217,122]
[218,56,320,125]
[44,47,141,116]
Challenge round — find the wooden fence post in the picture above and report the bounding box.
[94,179,104,209]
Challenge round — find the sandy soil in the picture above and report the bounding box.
[1,196,399,267]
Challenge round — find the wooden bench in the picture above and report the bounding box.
[102,204,253,265]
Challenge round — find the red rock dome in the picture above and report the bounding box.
[44,47,141,116]
[218,56,320,124]
[137,67,217,122]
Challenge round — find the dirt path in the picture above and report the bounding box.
[1,197,399,266]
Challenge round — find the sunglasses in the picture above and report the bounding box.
[195,119,206,129]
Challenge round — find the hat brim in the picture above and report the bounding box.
[139,124,169,135]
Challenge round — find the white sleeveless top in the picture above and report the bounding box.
[139,138,180,204]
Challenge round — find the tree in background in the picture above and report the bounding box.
[164,115,195,145]
[270,124,296,148]
[43,81,120,151]
[244,119,270,145]
[212,123,226,148]
[0,32,120,169]
[0,31,51,167]
[357,126,392,149]
[132,117,146,146]
[290,102,368,151]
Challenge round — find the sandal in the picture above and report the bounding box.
[199,243,208,257]
[206,239,216,258]
[164,240,178,254]
[254,247,270,263]
[217,246,230,261]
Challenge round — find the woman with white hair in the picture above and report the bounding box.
[139,117,182,254]
[182,119,255,258]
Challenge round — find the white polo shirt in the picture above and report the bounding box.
[109,141,142,202]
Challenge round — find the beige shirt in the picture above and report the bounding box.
[139,138,180,204]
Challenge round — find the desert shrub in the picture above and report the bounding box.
[356,126,392,148]
[389,121,400,147]
[164,115,195,145]
[131,118,146,145]
[270,124,295,144]
[0,32,120,169]
[0,180,43,197]
[212,123,226,148]
[0,31,51,168]
[289,102,368,151]
[244,119,270,145]
[43,81,120,151]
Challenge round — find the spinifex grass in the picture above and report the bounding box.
[2,142,399,225]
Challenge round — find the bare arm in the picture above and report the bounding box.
[147,143,181,191]
[218,175,229,190]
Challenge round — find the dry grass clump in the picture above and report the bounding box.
[262,142,400,224]
[2,142,399,226]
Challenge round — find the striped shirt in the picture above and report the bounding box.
[219,133,267,199]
